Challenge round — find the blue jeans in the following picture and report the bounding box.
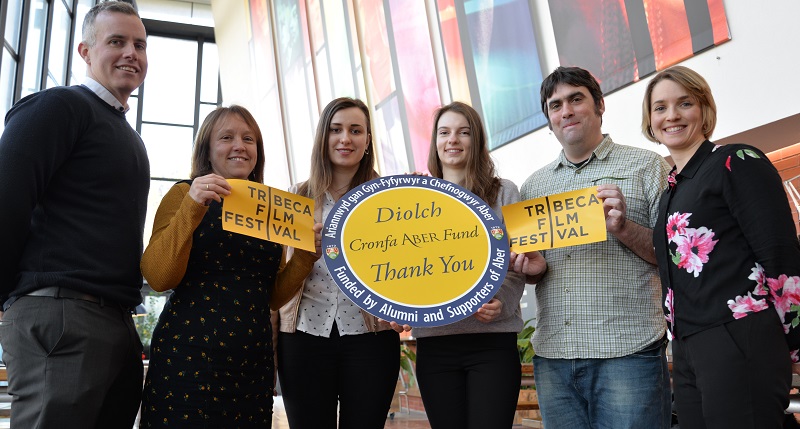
[533,344,671,429]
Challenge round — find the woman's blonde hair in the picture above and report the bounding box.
[641,66,717,143]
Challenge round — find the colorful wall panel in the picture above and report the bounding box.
[549,0,731,93]
[438,0,548,150]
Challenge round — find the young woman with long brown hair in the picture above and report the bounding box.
[275,97,400,429]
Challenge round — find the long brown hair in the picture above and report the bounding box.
[296,97,377,201]
[428,101,500,204]
[190,105,265,183]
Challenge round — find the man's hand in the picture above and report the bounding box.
[510,251,547,284]
[597,184,627,235]
[596,183,658,264]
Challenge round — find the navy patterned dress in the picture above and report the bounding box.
[141,198,281,428]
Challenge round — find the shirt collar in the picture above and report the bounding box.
[675,140,714,180]
[553,134,614,170]
[82,77,129,113]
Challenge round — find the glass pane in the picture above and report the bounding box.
[70,0,94,86]
[126,96,140,131]
[21,0,48,98]
[48,1,71,87]
[141,36,198,126]
[198,103,217,126]
[437,0,471,103]
[45,73,58,89]
[3,0,23,52]
[274,0,317,182]
[315,47,332,105]
[375,96,409,175]
[0,51,17,135]
[388,0,441,172]
[200,42,219,103]
[463,0,547,149]
[357,0,395,101]
[321,0,354,97]
[140,123,194,179]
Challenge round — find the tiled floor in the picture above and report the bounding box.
[271,396,432,429]
[385,410,434,429]
[272,396,533,429]
[0,396,544,428]
[0,397,430,429]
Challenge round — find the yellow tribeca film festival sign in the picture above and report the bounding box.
[221,179,316,252]
[502,186,607,253]
[322,175,510,327]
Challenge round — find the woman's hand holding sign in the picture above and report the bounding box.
[473,298,503,323]
[382,320,412,333]
[311,223,323,259]
[190,173,231,206]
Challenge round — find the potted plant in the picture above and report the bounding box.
[515,318,540,425]
[518,318,536,377]
[399,343,417,387]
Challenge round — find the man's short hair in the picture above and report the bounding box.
[82,1,140,47]
[540,66,604,124]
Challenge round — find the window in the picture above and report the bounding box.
[137,19,221,248]
[0,0,91,133]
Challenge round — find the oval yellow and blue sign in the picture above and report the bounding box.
[322,175,509,327]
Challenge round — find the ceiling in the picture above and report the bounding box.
[716,113,800,155]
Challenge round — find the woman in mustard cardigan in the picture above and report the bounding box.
[139,105,320,428]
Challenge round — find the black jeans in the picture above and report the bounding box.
[416,332,521,429]
[278,327,399,429]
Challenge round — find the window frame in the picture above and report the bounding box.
[0,0,96,122]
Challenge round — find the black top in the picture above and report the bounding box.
[142,187,282,427]
[654,140,800,356]
[0,85,150,307]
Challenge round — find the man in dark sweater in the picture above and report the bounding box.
[0,2,149,428]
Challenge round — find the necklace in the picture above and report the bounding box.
[329,183,349,200]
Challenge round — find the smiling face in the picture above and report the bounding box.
[546,83,604,160]
[436,111,472,172]
[78,11,147,104]
[649,79,706,156]
[327,107,369,174]
[209,113,258,180]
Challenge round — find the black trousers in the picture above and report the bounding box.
[0,296,143,429]
[416,332,521,429]
[277,328,399,429]
[672,309,791,429]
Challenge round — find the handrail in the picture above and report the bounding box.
[783,175,800,231]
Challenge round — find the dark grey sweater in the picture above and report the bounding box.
[0,85,149,307]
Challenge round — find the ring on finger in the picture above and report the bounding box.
[206,184,209,190]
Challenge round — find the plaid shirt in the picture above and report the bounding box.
[520,135,670,359]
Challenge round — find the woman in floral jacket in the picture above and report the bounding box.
[642,66,800,429]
